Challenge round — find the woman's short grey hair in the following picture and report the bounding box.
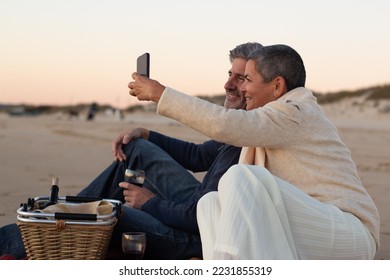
[248,44,306,91]
[229,42,263,62]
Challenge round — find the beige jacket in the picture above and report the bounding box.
[157,86,380,248]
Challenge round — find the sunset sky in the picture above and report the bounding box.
[1,0,389,108]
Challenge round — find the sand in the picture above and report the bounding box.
[0,106,389,259]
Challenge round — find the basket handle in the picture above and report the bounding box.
[54,213,97,221]
[64,196,103,203]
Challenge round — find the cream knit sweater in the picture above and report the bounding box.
[156,86,380,248]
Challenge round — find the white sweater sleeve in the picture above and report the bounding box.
[157,87,302,148]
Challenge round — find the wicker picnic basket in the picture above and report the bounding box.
[17,195,121,260]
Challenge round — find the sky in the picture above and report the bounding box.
[1,0,389,108]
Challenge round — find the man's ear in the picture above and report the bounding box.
[273,76,288,98]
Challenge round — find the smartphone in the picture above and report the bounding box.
[137,53,150,77]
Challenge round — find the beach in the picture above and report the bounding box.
[0,106,389,259]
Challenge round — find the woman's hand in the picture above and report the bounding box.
[128,73,165,102]
[112,127,149,161]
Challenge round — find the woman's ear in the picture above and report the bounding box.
[273,76,287,98]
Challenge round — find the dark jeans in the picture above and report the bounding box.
[0,223,25,259]
[0,138,202,259]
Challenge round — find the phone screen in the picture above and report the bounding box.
[137,53,150,77]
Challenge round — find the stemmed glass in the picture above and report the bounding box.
[124,169,145,187]
[122,232,146,260]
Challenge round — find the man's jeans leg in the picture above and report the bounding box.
[78,138,203,259]
[0,223,26,259]
[78,138,201,202]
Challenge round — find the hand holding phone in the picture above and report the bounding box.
[137,53,150,77]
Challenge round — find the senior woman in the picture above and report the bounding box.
[128,44,380,259]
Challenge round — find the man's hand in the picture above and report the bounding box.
[128,73,165,103]
[112,128,149,161]
[119,182,155,209]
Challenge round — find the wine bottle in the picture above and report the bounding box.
[44,177,59,208]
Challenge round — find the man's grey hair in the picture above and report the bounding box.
[229,42,263,62]
[248,44,306,91]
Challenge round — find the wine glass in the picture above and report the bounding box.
[122,232,146,260]
[124,169,145,187]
